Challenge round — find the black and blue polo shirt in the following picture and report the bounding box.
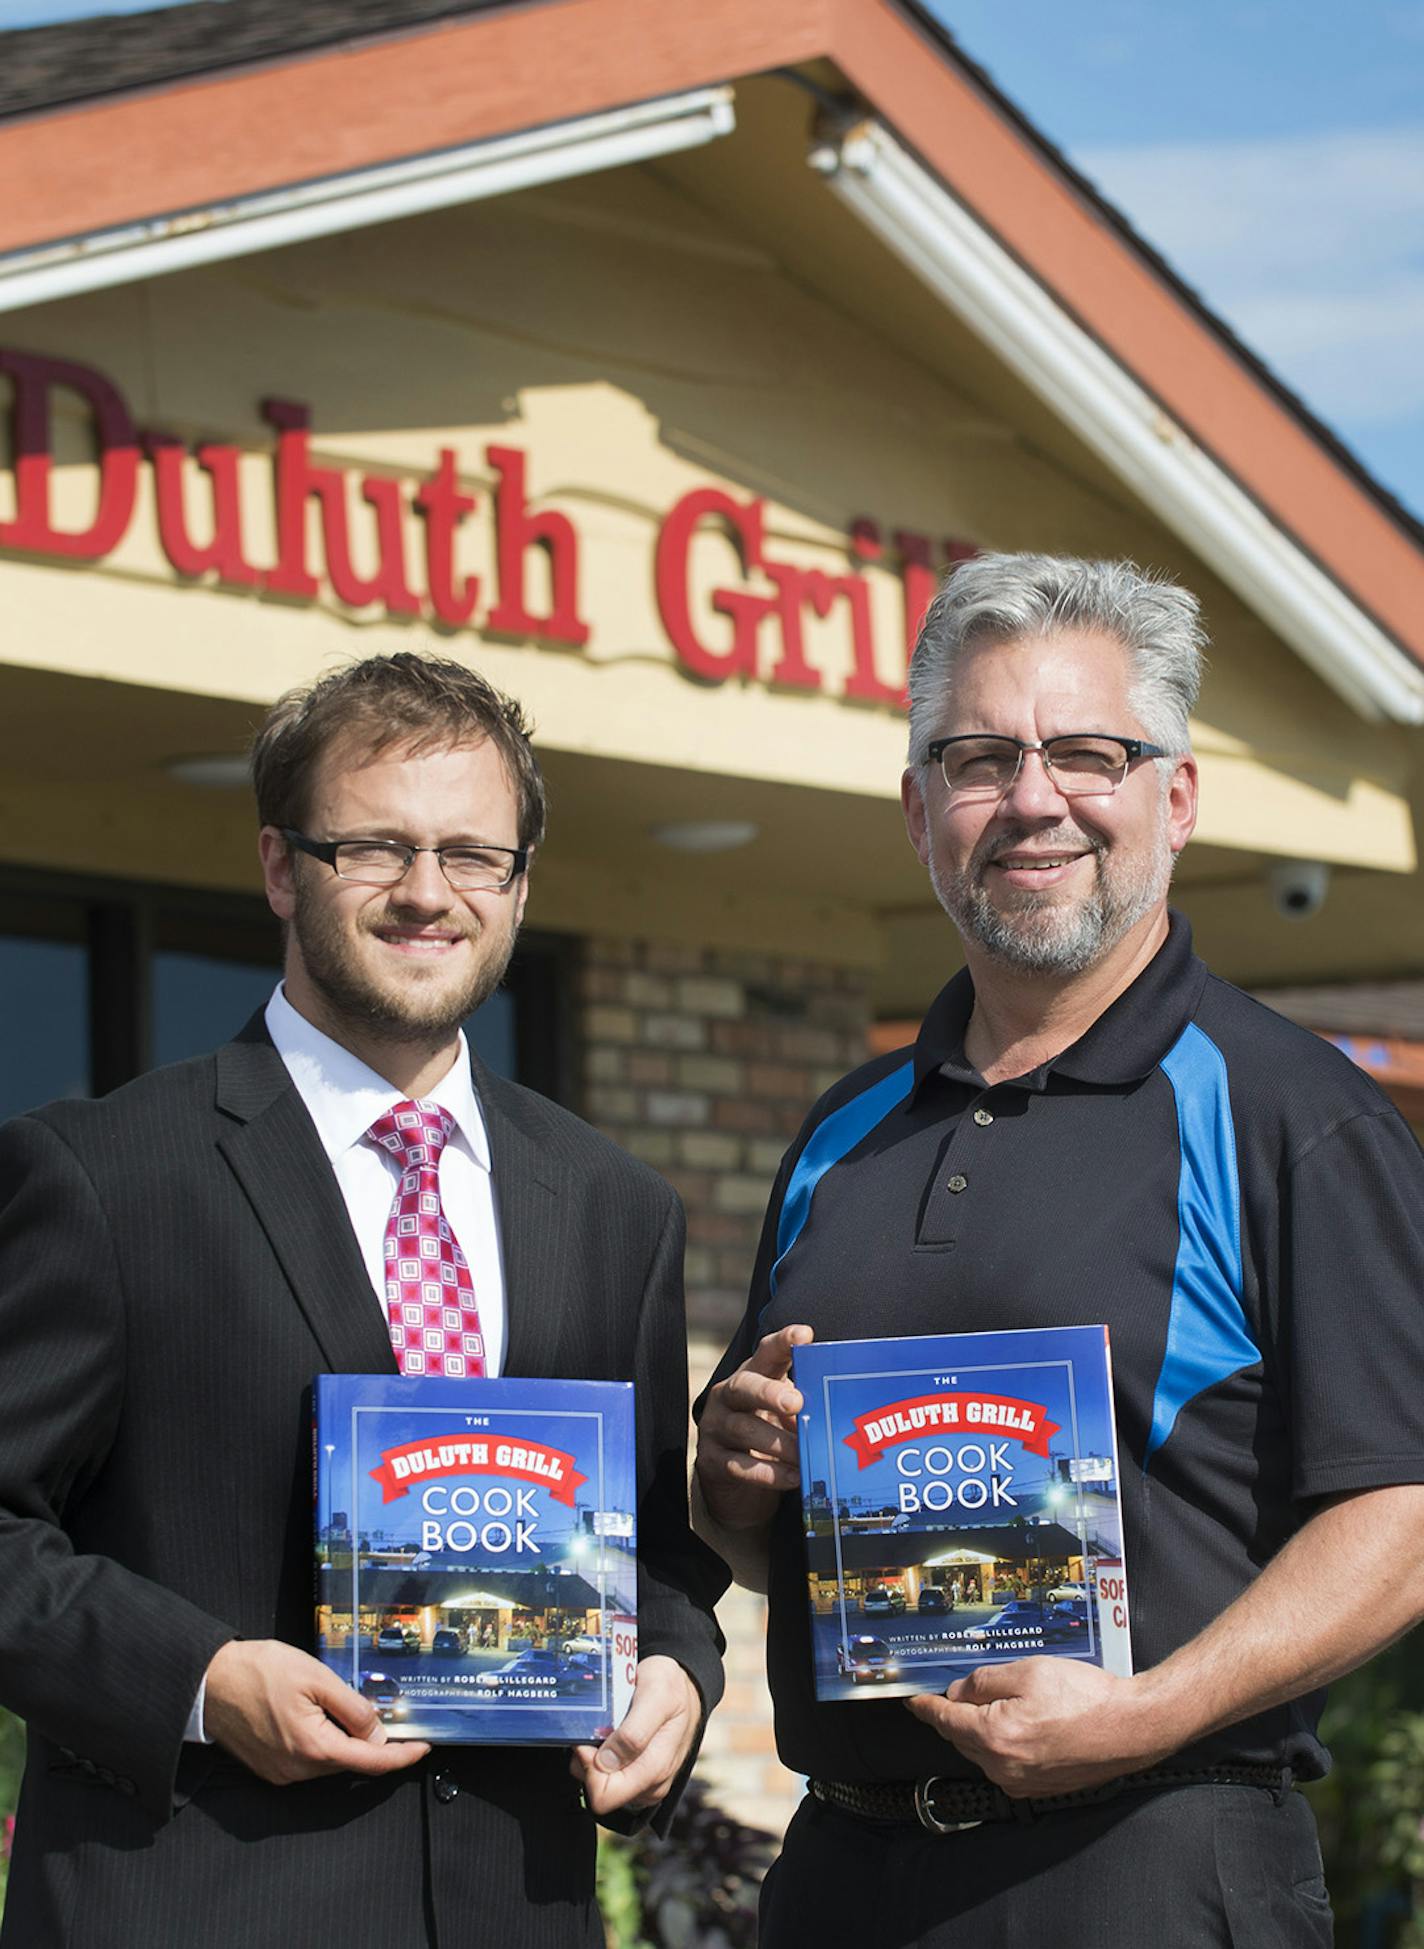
[708,913,1424,1784]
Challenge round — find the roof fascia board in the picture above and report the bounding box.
[0,0,827,255]
[816,120,1424,725]
[0,87,736,312]
[830,0,1424,676]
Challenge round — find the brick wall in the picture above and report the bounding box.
[579,936,872,1344]
[693,1571,804,1838]
[577,934,874,1839]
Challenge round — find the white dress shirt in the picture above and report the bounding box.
[263,984,507,1376]
[187,986,507,1741]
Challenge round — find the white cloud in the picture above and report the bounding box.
[1077,127,1424,426]
[1225,283,1424,422]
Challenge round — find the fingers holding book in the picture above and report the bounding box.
[905,1654,1159,1798]
[203,1639,432,1786]
[569,1655,701,1815]
[695,1325,814,1530]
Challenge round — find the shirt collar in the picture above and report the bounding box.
[264,983,491,1170]
[911,910,1208,1099]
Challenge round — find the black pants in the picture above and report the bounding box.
[759,1784,1333,1949]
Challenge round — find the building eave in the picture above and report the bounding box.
[0,0,1421,690]
[0,87,736,313]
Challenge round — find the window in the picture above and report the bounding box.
[0,895,88,1120]
[0,866,574,1116]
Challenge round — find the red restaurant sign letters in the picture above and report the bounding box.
[0,348,976,706]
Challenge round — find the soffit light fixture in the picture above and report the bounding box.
[166,754,251,790]
[649,820,760,853]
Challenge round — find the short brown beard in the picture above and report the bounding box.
[291,874,519,1042]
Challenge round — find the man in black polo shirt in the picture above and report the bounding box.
[694,552,1424,1946]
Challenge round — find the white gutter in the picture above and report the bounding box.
[0,87,736,313]
[811,120,1424,726]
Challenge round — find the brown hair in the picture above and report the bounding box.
[251,652,547,848]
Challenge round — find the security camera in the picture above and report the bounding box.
[1267,860,1330,921]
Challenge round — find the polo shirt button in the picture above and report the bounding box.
[433,1770,459,1803]
[947,1174,968,1193]
[973,1109,994,1127]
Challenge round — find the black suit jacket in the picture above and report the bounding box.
[0,1019,725,1948]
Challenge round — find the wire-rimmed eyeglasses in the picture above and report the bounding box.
[282,829,528,891]
[924,734,1167,800]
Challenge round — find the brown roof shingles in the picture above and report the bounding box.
[0,0,509,122]
[1253,982,1424,1043]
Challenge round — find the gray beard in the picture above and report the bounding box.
[291,880,517,1043]
[929,818,1172,978]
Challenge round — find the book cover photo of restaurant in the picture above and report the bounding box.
[3,0,1424,1832]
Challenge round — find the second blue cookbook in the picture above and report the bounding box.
[793,1326,1131,1703]
[314,1374,636,1744]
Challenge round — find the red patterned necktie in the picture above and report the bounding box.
[365,1099,486,1378]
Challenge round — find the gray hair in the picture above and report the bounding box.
[906,552,1206,764]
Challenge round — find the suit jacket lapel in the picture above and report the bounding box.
[214,1022,397,1376]
[475,1059,571,1378]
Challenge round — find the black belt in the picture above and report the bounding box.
[811,1763,1293,1833]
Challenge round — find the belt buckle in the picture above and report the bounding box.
[914,1777,982,1834]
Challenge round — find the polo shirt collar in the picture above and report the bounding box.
[911,910,1207,1098]
[264,983,491,1170]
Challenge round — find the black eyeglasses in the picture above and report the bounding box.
[282,830,528,891]
[924,734,1167,800]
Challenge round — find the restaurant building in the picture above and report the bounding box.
[3,0,1424,1830]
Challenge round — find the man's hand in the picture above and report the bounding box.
[906,1657,1170,1798]
[203,1640,431,1786]
[907,1485,1424,1801]
[569,1656,700,1817]
[694,1324,813,1533]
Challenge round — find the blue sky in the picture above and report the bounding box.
[2,0,160,15]
[928,0,1424,521]
[5,0,1421,521]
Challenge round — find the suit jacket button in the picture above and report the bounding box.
[433,1770,459,1803]
[117,1777,137,1797]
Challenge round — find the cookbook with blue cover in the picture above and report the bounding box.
[793,1326,1131,1702]
[314,1374,636,1744]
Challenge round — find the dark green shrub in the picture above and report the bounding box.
[1306,1637,1424,1946]
[598,1777,777,1948]
[0,1709,23,1912]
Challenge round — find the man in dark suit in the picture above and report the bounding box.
[0,652,724,1947]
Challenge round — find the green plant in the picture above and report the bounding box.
[0,1708,24,1916]
[596,1827,651,1949]
[597,1778,777,1949]
[1307,1636,1424,1946]
[1365,1713,1424,1949]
